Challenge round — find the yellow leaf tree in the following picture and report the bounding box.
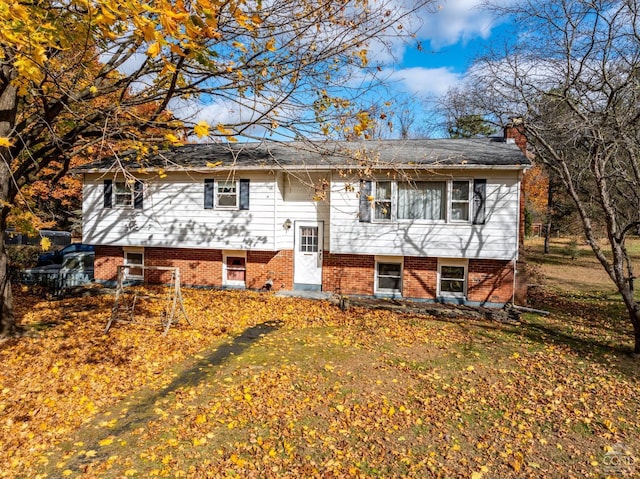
[0,0,434,334]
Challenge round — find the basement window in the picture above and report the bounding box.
[123,248,144,281]
[375,256,403,295]
[223,251,246,287]
[438,259,467,298]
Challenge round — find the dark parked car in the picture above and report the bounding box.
[37,243,95,267]
[22,251,95,296]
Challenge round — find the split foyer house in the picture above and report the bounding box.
[79,131,530,306]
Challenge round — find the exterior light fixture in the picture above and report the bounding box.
[283,218,292,230]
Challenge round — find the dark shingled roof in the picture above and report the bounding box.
[77,137,530,173]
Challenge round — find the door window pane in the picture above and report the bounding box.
[300,227,319,252]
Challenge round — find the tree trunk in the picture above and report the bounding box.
[634,320,640,355]
[0,64,18,336]
[0,153,16,335]
[543,177,554,254]
[0,223,15,336]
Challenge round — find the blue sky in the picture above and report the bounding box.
[383,0,513,98]
[170,0,517,140]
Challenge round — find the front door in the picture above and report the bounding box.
[294,221,323,291]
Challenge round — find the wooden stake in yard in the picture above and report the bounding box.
[105,265,190,336]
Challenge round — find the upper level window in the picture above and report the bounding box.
[368,179,470,223]
[103,179,143,209]
[373,181,393,220]
[204,179,250,210]
[216,180,238,208]
[450,181,470,221]
[115,182,133,207]
[398,181,445,220]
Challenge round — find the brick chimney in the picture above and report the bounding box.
[504,117,527,154]
[504,117,529,304]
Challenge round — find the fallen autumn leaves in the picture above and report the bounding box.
[0,287,638,478]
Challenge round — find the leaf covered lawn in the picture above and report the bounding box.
[1,287,638,478]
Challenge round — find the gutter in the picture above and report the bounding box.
[76,163,532,175]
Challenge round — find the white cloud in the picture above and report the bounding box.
[385,66,463,96]
[417,0,517,50]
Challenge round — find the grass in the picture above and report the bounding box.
[0,242,639,478]
[525,236,640,297]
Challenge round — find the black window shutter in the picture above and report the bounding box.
[473,179,486,225]
[103,180,113,209]
[239,179,250,210]
[204,179,214,209]
[359,180,372,223]
[134,180,144,209]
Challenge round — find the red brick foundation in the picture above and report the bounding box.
[94,246,124,282]
[246,250,293,290]
[146,248,222,286]
[403,256,438,300]
[322,253,375,295]
[467,259,515,305]
[94,246,293,291]
[94,246,518,305]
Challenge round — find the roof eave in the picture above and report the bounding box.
[79,162,530,174]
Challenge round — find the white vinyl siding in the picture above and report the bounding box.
[330,170,521,260]
[83,172,278,250]
[275,172,331,251]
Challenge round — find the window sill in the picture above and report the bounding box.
[374,290,403,298]
[437,294,466,304]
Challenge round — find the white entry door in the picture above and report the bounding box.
[294,221,323,291]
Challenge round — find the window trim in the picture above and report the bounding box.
[375,256,403,296]
[437,258,468,299]
[123,247,144,281]
[222,250,247,287]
